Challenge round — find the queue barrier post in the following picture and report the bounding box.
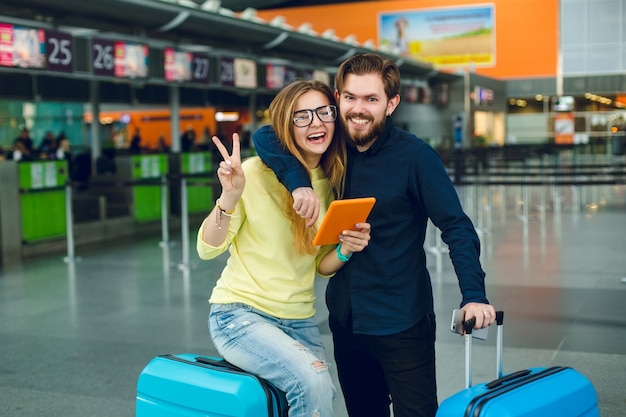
[159,174,170,248]
[178,177,190,271]
[64,182,80,263]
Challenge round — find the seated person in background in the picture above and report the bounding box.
[96,148,117,175]
[181,126,196,152]
[54,137,76,182]
[13,127,34,160]
[155,135,170,153]
[197,80,371,417]
[55,137,72,161]
[38,130,57,158]
[12,139,33,162]
[129,128,142,154]
[73,149,92,190]
[197,126,213,151]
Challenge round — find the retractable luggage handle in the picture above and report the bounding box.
[185,355,288,417]
[463,311,504,388]
[194,355,245,372]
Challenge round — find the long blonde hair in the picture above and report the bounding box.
[269,80,346,254]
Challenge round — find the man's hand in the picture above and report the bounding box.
[292,187,320,228]
[339,223,371,254]
[461,302,496,329]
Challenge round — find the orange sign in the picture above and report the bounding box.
[554,112,574,145]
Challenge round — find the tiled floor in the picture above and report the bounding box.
[0,182,624,416]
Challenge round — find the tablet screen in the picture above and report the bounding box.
[313,197,376,246]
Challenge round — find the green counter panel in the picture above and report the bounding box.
[133,185,166,223]
[21,191,67,241]
[130,155,169,222]
[18,160,69,242]
[131,155,168,180]
[187,185,213,214]
[182,152,213,214]
[19,160,69,189]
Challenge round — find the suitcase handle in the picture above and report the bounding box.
[463,310,505,388]
[181,355,288,417]
[485,369,532,389]
[463,317,476,334]
[465,311,504,331]
[194,356,245,373]
[495,311,504,325]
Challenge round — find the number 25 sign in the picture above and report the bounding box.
[46,30,73,73]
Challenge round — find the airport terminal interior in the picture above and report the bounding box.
[1,0,626,416]
[1,159,625,416]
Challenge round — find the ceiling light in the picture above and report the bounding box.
[200,0,220,12]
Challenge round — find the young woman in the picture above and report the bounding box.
[197,80,371,417]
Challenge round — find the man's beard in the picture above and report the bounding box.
[342,112,386,148]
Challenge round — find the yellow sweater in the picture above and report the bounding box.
[197,156,334,319]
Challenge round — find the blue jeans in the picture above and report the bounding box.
[209,303,336,417]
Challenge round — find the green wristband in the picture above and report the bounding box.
[336,243,352,262]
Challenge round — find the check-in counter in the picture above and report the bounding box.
[113,154,169,222]
[0,160,68,263]
[169,152,215,216]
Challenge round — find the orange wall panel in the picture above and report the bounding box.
[256,0,558,79]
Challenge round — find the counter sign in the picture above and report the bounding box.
[46,30,73,73]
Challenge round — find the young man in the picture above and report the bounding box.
[252,54,495,417]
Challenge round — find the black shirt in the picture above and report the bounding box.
[253,119,488,335]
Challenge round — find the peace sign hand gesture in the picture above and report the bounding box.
[212,133,245,210]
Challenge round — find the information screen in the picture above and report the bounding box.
[164,48,191,81]
[220,57,257,88]
[0,23,46,68]
[266,64,297,90]
[164,48,209,83]
[234,58,257,88]
[92,38,148,78]
[303,69,330,86]
[0,24,73,72]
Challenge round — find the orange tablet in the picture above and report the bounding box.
[313,197,376,246]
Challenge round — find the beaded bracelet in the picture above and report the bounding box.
[336,243,352,262]
[216,199,235,216]
[215,199,235,229]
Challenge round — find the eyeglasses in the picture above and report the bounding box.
[292,105,337,128]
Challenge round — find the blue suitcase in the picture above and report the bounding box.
[437,311,600,417]
[136,353,288,417]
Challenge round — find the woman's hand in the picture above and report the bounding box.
[212,133,245,209]
[317,222,371,275]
